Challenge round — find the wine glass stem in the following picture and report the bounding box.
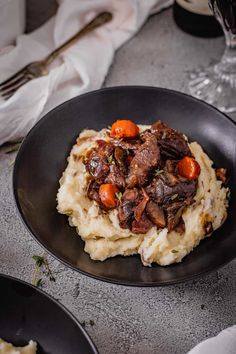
[223,31,236,62]
[214,30,236,83]
[188,1,236,112]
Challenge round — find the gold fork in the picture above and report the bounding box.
[0,12,112,100]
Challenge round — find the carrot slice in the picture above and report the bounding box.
[99,184,119,208]
[110,120,139,138]
[177,156,201,180]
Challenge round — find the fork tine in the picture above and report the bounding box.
[0,73,26,93]
[1,78,30,99]
[1,77,29,95]
[0,66,27,89]
[2,93,13,100]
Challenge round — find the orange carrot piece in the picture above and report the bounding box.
[177,156,201,180]
[99,184,119,208]
[110,120,139,139]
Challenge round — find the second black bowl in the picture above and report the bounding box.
[0,274,98,353]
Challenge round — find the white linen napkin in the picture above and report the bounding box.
[0,0,25,47]
[0,0,173,145]
[188,326,236,354]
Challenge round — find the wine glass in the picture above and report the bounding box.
[189,0,236,113]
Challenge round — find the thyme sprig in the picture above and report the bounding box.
[107,154,113,163]
[162,131,167,139]
[170,193,178,201]
[32,253,55,287]
[154,169,164,177]
[115,191,123,201]
[5,142,21,154]
[9,159,15,167]
[107,154,115,164]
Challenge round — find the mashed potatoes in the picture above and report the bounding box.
[57,126,228,266]
[0,339,37,354]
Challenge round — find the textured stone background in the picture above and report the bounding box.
[0,2,235,354]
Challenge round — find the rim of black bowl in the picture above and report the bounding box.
[12,85,236,287]
[0,273,98,353]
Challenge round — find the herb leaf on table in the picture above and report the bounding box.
[32,252,55,287]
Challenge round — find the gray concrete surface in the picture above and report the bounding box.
[1,4,236,354]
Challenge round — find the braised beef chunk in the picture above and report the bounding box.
[105,164,126,189]
[133,188,149,222]
[174,180,197,200]
[118,201,134,229]
[165,202,186,231]
[164,171,178,186]
[139,129,153,142]
[122,188,139,201]
[146,201,166,228]
[146,177,171,204]
[113,138,141,151]
[151,120,184,140]
[96,139,114,156]
[174,216,185,235]
[84,120,200,234]
[216,168,227,184]
[114,147,127,172]
[87,180,100,204]
[85,141,113,181]
[118,188,139,229]
[146,175,196,205]
[86,149,110,181]
[127,133,160,188]
[132,212,154,234]
[158,139,192,159]
[151,120,191,158]
[165,159,177,174]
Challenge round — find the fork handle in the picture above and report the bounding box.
[45,12,112,65]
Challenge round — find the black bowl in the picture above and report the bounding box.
[13,86,236,286]
[0,274,98,353]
